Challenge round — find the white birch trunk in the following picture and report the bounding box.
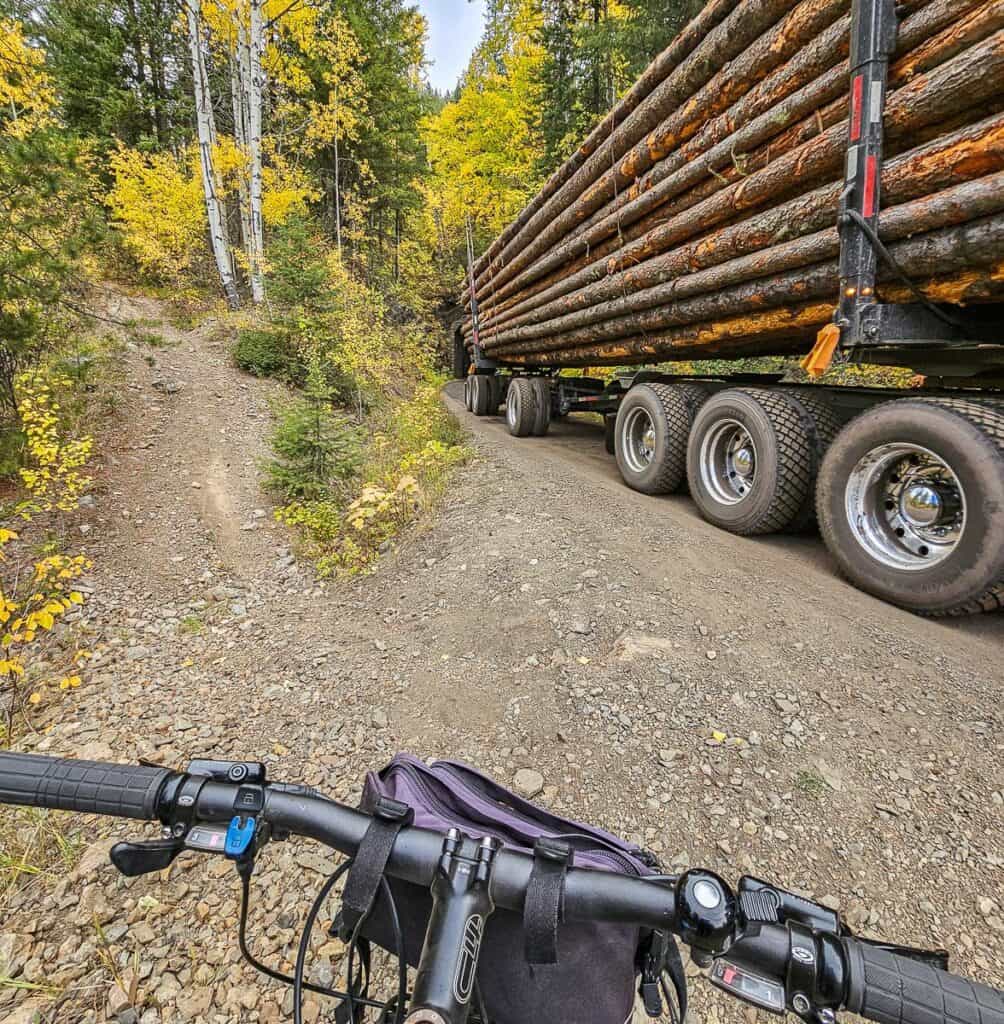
[230,49,252,256]
[333,115,342,258]
[186,0,240,310]
[247,0,267,304]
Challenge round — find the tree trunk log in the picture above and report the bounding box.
[470,2,997,328]
[498,257,1004,368]
[486,200,1004,359]
[187,0,240,310]
[480,116,1004,344]
[477,0,849,300]
[467,32,1004,341]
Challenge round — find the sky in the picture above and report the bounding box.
[416,0,486,93]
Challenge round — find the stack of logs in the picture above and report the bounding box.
[462,0,1004,367]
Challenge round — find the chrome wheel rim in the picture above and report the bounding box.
[506,386,519,429]
[699,419,758,505]
[621,407,657,474]
[845,442,966,570]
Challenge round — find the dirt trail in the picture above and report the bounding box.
[1,294,1002,1024]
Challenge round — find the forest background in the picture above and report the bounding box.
[0,0,704,736]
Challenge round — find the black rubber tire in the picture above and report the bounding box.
[687,388,818,535]
[463,375,473,412]
[451,327,470,381]
[779,389,842,532]
[615,383,704,495]
[470,374,493,417]
[604,415,617,456]
[529,378,551,436]
[488,374,504,413]
[816,397,1004,616]
[506,377,537,437]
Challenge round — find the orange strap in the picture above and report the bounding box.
[801,323,842,378]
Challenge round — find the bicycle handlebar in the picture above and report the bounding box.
[843,939,1004,1024]
[3,751,1003,1024]
[0,752,171,820]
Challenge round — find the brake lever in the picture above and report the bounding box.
[110,837,184,877]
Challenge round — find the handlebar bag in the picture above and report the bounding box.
[352,751,678,1024]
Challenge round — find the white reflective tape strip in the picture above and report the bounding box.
[870,82,884,124]
[847,145,859,181]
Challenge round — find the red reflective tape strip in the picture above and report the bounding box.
[862,155,878,218]
[850,75,864,142]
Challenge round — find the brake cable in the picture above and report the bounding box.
[236,861,402,1015]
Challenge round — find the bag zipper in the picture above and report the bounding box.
[425,759,647,875]
[383,757,516,850]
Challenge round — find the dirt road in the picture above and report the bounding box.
[2,299,1002,1024]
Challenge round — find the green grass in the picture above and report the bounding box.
[0,975,61,996]
[794,768,828,798]
[128,327,170,349]
[178,613,205,635]
[0,806,85,910]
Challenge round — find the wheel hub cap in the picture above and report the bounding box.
[732,446,755,479]
[845,443,966,570]
[621,407,658,474]
[900,483,943,528]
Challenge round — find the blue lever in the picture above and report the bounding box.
[225,815,256,857]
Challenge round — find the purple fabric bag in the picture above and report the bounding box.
[355,753,659,1024]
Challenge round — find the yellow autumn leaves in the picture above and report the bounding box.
[0,18,56,137]
[0,529,90,713]
[16,376,94,517]
[1,375,94,737]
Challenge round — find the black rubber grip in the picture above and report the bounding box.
[0,752,170,820]
[845,939,1004,1024]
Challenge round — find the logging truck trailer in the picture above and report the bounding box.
[453,0,1004,617]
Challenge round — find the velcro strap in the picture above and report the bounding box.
[342,797,413,927]
[524,837,573,965]
[662,932,688,1024]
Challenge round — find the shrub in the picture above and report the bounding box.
[234,327,304,382]
[265,216,332,311]
[0,424,23,480]
[264,370,365,501]
[105,146,206,283]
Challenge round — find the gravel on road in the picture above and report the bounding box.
[2,296,1001,1024]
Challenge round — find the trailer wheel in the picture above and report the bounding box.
[604,415,617,455]
[780,389,842,532]
[452,328,470,381]
[615,383,705,495]
[817,398,1004,615]
[470,374,493,417]
[687,388,817,535]
[463,375,473,411]
[529,378,551,436]
[488,374,505,413]
[506,377,538,437]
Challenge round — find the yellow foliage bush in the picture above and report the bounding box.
[0,18,56,137]
[16,375,93,516]
[267,256,469,574]
[1,372,94,741]
[106,147,207,282]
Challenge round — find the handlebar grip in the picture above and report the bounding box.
[0,752,171,820]
[844,939,1004,1024]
